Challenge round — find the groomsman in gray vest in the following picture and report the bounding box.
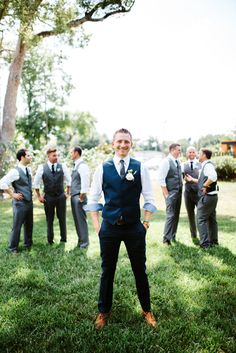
[0,149,33,253]
[34,148,71,244]
[186,148,218,248]
[158,143,183,245]
[70,146,90,248]
[182,146,201,241]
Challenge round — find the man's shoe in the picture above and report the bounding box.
[142,311,157,327]
[95,313,109,329]
[163,240,171,246]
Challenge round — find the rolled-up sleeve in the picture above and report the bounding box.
[141,164,157,213]
[157,158,169,187]
[84,164,103,212]
[0,169,19,190]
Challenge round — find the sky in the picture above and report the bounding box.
[63,0,236,142]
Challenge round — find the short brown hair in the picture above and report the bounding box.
[47,148,57,155]
[169,143,181,152]
[200,148,212,159]
[113,128,132,141]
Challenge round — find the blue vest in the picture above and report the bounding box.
[102,158,142,225]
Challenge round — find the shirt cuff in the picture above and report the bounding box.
[83,203,103,212]
[143,202,157,213]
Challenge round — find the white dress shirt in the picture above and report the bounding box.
[200,160,218,195]
[158,154,180,187]
[33,161,71,189]
[86,154,157,213]
[0,163,31,190]
[73,159,90,193]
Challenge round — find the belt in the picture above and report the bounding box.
[116,217,128,226]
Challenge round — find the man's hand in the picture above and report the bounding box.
[79,193,86,202]
[13,192,24,200]
[38,195,45,203]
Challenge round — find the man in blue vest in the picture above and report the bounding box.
[86,128,157,329]
[34,148,71,244]
[0,148,33,253]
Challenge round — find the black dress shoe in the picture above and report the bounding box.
[60,239,67,243]
[163,240,171,246]
[48,241,54,245]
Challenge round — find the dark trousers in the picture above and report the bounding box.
[197,194,218,247]
[44,193,66,243]
[184,189,199,238]
[98,221,150,313]
[71,195,89,248]
[9,200,33,251]
[163,190,182,242]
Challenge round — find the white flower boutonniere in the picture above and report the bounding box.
[56,168,61,172]
[126,169,137,181]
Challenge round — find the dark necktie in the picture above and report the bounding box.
[25,167,29,178]
[175,160,179,168]
[190,161,193,170]
[52,164,55,174]
[120,160,125,178]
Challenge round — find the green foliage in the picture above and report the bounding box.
[195,134,234,151]
[213,156,236,181]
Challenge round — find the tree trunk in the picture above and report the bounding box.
[0,36,26,143]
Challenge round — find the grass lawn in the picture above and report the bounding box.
[0,181,235,353]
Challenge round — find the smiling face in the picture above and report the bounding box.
[112,132,132,158]
[22,150,32,166]
[186,147,197,161]
[48,151,58,164]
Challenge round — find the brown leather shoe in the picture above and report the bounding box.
[142,311,157,327]
[95,313,109,329]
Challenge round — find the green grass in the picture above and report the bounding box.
[0,181,235,353]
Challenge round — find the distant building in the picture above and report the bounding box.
[221,140,236,157]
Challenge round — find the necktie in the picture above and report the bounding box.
[190,161,193,170]
[52,164,55,174]
[175,160,179,168]
[25,167,29,178]
[120,160,125,178]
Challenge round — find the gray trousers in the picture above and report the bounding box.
[71,195,89,248]
[44,193,67,243]
[9,200,33,251]
[197,194,218,247]
[163,190,182,242]
[184,189,199,238]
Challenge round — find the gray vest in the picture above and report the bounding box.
[198,161,217,197]
[71,161,85,196]
[166,159,183,192]
[184,161,201,192]
[42,163,64,196]
[12,166,32,201]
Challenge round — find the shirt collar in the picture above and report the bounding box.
[113,154,130,166]
[18,162,27,172]
[47,161,57,168]
[74,158,83,167]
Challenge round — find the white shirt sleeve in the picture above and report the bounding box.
[62,164,71,186]
[0,169,19,190]
[85,164,104,211]
[158,158,170,186]
[140,163,157,212]
[204,163,217,182]
[78,163,90,193]
[33,165,44,189]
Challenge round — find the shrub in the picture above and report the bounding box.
[213,156,236,181]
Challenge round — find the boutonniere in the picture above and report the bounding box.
[56,168,61,172]
[125,169,137,181]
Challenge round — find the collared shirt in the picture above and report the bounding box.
[200,160,218,195]
[0,163,32,190]
[181,158,201,173]
[86,154,157,213]
[73,159,90,193]
[158,154,181,187]
[33,161,71,189]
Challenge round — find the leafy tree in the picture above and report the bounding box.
[16,46,74,148]
[0,0,135,160]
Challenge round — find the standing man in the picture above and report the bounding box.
[86,128,157,329]
[182,146,201,241]
[34,148,71,244]
[0,149,33,253]
[158,143,182,245]
[70,146,90,248]
[186,148,218,248]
